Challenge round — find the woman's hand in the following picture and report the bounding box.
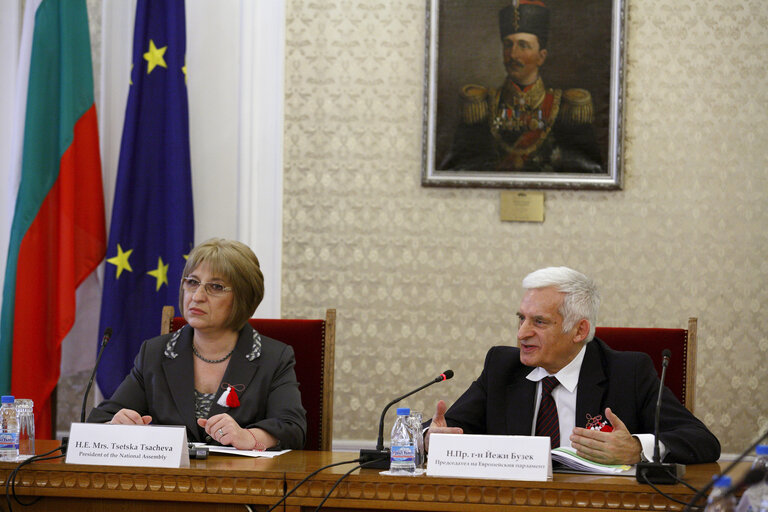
[197,414,278,450]
[109,408,152,425]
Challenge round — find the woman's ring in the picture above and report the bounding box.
[218,428,224,438]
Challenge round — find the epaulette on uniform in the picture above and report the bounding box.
[559,88,594,125]
[458,84,490,124]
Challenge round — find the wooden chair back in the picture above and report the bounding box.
[595,317,697,412]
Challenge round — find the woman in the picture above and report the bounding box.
[88,238,307,450]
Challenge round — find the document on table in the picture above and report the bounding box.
[191,443,291,458]
[551,447,635,476]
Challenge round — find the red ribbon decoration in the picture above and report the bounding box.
[226,387,240,407]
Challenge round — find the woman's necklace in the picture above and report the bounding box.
[192,342,235,364]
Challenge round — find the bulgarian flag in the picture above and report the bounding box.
[0,0,106,439]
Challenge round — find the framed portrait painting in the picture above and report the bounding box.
[422,0,626,189]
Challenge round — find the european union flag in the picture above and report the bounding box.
[98,0,194,397]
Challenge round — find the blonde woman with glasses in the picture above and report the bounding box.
[88,238,307,450]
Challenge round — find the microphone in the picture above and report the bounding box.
[359,370,454,469]
[654,349,671,463]
[80,327,112,423]
[636,349,685,484]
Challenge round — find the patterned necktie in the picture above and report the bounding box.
[535,376,560,449]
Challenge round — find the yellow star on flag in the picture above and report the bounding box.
[144,39,168,74]
[147,257,169,291]
[106,244,133,278]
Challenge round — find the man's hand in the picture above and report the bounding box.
[569,408,642,465]
[424,400,463,452]
[109,408,152,425]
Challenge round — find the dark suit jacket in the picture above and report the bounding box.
[444,339,720,464]
[88,324,307,449]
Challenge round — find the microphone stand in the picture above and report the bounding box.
[359,371,453,469]
[62,328,112,454]
[81,328,112,422]
[636,350,685,484]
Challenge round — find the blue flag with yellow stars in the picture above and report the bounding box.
[98,0,194,398]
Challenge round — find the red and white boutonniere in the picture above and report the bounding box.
[217,383,245,408]
[585,413,613,432]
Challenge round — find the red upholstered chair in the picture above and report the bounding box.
[161,306,335,451]
[595,317,697,412]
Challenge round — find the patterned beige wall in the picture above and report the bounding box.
[283,0,768,453]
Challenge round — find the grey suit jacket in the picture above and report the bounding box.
[88,324,307,449]
[444,339,720,464]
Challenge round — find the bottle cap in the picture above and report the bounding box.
[396,407,410,416]
[1,396,14,404]
[713,475,732,487]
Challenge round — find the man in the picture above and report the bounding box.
[440,1,603,173]
[427,267,720,465]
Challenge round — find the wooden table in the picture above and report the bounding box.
[0,441,738,511]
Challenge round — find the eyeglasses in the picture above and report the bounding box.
[182,277,233,297]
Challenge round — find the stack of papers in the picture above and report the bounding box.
[551,447,635,476]
[190,443,291,458]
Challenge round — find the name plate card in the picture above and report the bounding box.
[426,434,551,481]
[66,423,189,468]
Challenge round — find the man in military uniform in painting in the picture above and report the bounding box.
[441,0,603,173]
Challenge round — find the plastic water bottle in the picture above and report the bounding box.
[390,407,416,474]
[737,445,768,512]
[408,411,425,469]
[0,395,19,461]
[705,476,737,512]
[16,399,34,456]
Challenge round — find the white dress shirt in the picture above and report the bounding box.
[526,344,662,461]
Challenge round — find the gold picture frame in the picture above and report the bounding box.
[422,0,626,189]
